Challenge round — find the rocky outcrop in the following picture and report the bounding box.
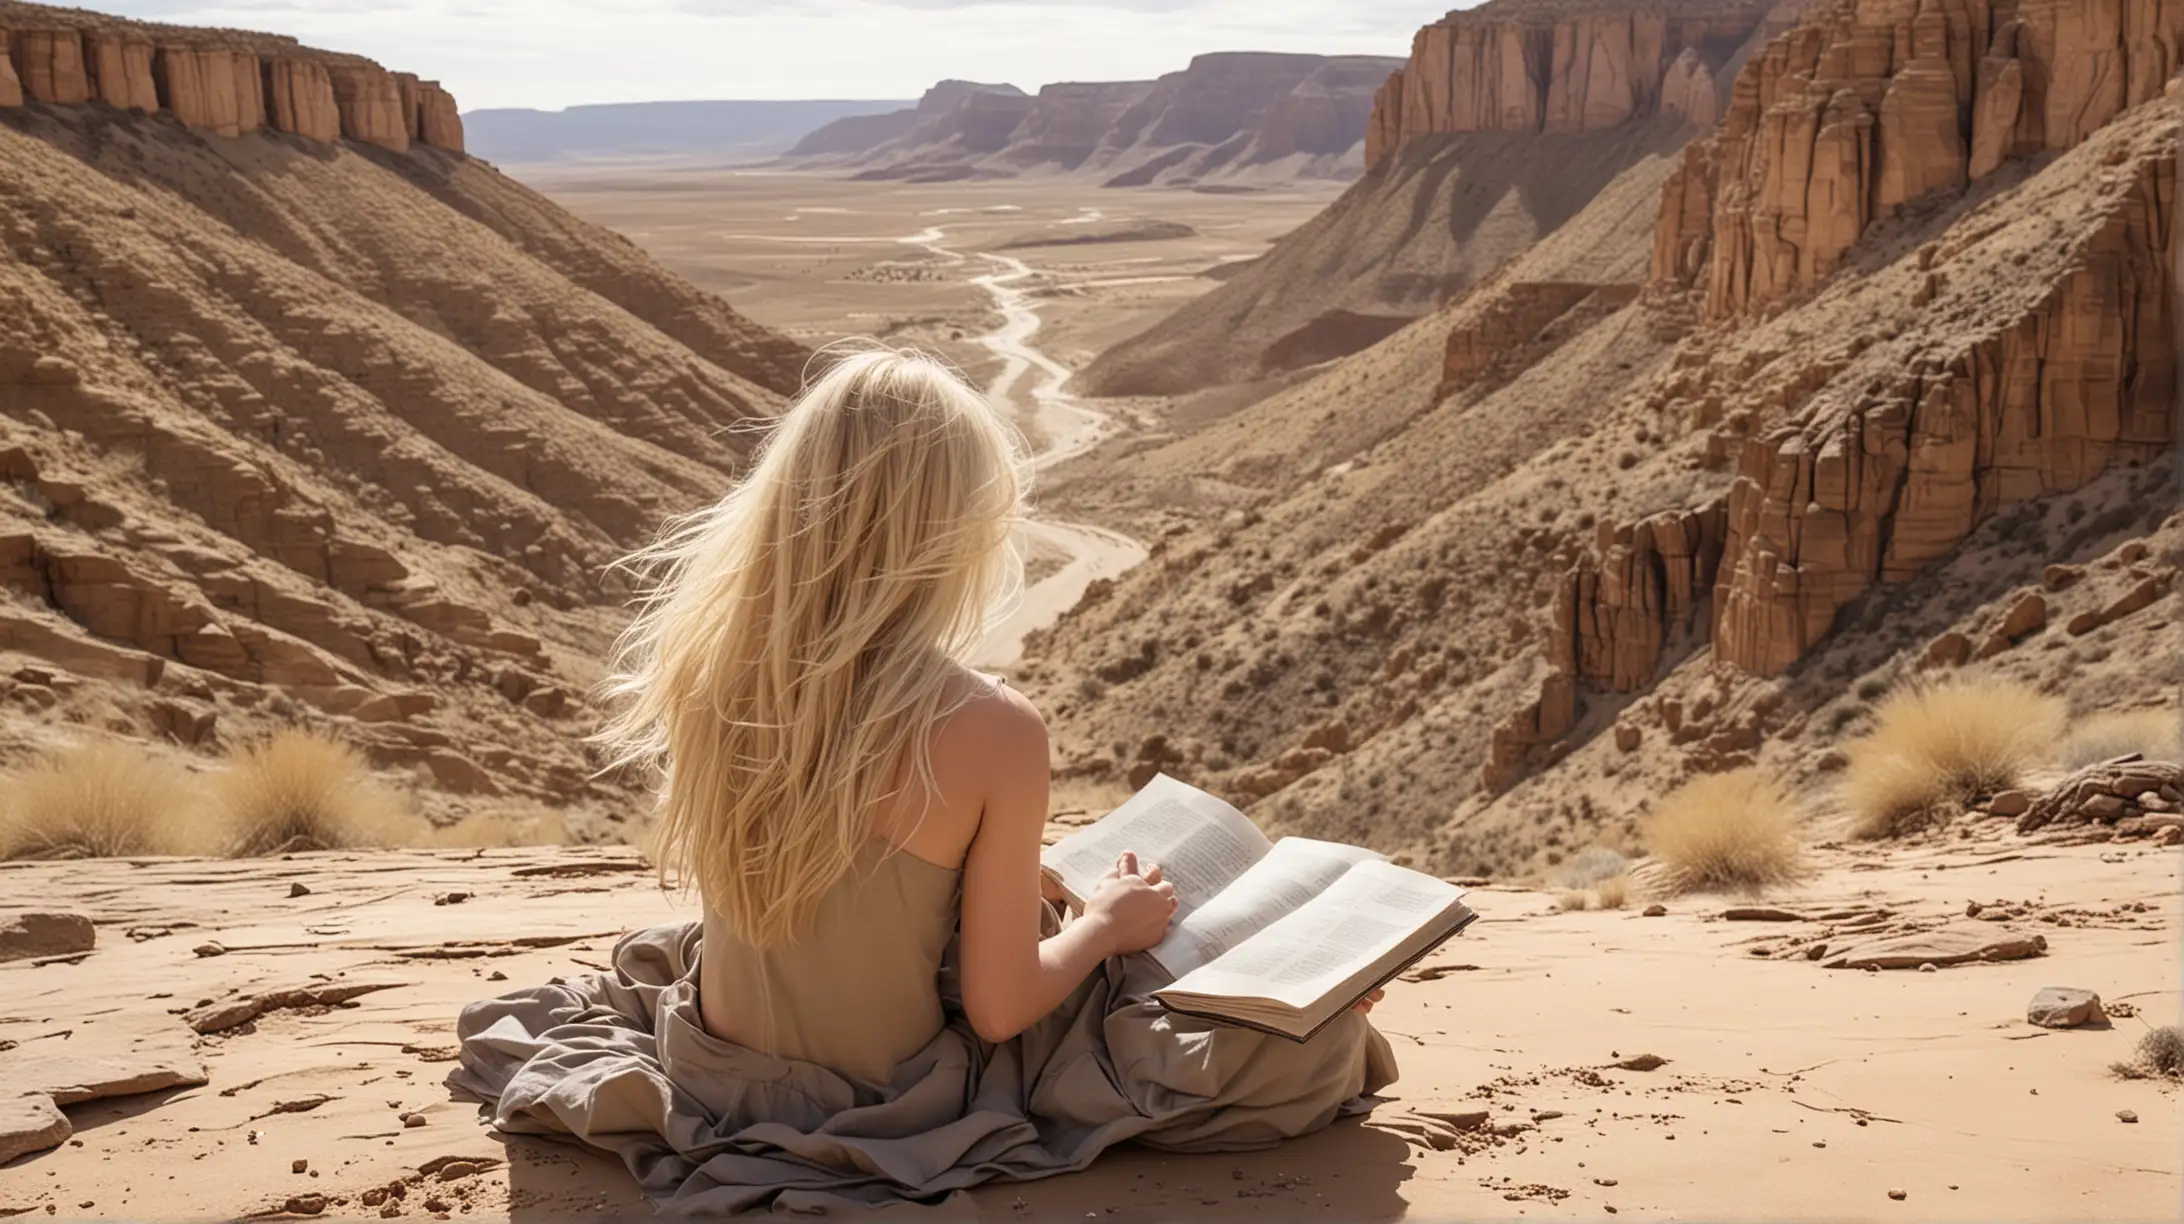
[10,27,88,103]
[331,63,408,151]
[1654,0,2184,317]
[0,11,462,155]
[0,38,20,107]
[265,57,340,142]
[397,74,464,152]
[1365,1,1776,167]
[999,81,1156,169]
[1710,131,2176,674]
[86,31,155,112]
[1442,281,1642,392]
[155,46,264,137]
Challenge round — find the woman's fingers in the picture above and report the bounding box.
[1118,850,1139,877]
[1142,862,1164,885]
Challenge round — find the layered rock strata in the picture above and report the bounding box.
[1652,0,2184,316]
[0,16,460,154]
[1365,1,1777,167]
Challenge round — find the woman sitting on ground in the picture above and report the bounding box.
[453,348,1395,1213]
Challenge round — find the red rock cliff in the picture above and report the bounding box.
[1365,0,1782,167]
[0,6,463,156]
[1653,0,2184,316]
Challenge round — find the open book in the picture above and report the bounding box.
[1041,774,1476,1041]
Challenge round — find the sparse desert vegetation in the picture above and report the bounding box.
[0,739,205,860]
[1642,768,1802,894]
[205,730,424,856]
[0,732,574,860]
[2060,708,2183,770]
[2111,1025,2184,1080]
[1843,676,2067,838]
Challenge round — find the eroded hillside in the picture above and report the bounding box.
[1075,0,1803,397]
[1025,0,2182,876]
[0,3,807,833]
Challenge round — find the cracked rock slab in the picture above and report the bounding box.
[0,1093,70,1164]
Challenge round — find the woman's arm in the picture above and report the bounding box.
[954,688,1174,1043]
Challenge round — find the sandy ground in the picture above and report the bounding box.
[5,828,2175,1221]
[503,168,1338,387]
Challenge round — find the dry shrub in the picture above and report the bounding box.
[207,730,421,855]
[1593,874,1629,910]
[2112,1025,2184,1080]
[1550,845,1630,888]
[429,804,571,849]
[1643,768,1802,894]
[0,740,207,859]
[1842,676,2065,838]
[1556,889,1590,912]
[2061,709,2183,770]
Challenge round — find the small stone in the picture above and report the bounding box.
[1986,791,2033,818]
[433,892,470,907]
[293,1159,309,1174]
[402,1113,427,1128]
[379,1206,401,1219]
[288,883,312,898]
[1593,1177,1618,1186]
[2027,987,2104,1028]
[193,941,227,958]
[1642,904,1667,917]
[0,1094,71,1164]
[2118,1109,2138,1124]
[1614,1053,1667,1071]
[422,1198,450,1214]
[1888,1188,1907,1201]
[1918,963,1938,972]
[2044,564,2083,591]
[284,1194,327,1216]
[0,912,96,963]
[2081,794,2128,821]
[487,970,508,981]
[434,1160,480,1182]
[2156,825,2183,848]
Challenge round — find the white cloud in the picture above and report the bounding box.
[95,0,1461,110]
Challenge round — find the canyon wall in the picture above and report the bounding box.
[0,16,461,154]
[1653,0,2184,316]
[1364,1,1780,167]
[1485,49,2179,791]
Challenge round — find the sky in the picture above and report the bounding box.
[98,1,1469,112]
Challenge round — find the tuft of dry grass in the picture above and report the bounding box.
[1643,768,1802,894]
[2111,1025,2184,1080]
[1842,676,2066,838]
[2060,709,2183,770]
[1593,874,1629,910]
[429,804,572,849]
[206,730,422,855]
[0,741,208,860]
[1556,889,1590,912]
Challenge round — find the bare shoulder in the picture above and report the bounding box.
[935,671,1047,762]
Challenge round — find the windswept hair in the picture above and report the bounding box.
[596,347,1028,947]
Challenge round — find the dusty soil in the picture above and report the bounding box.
[503,168,1341,394]
[6,823,2176,1221]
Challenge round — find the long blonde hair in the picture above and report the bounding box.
[596,348,1027,947]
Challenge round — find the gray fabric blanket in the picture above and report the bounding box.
[451,920,1397,1215]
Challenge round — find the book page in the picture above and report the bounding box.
[1041,774,1273,915]
[1163,860,1465,1008]
[1149,838,1381,978]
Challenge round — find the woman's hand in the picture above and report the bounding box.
[1352,988,1385,1015]
[1082,851,1176,956]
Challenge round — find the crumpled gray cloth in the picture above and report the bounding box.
[451,919,1397,1215]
